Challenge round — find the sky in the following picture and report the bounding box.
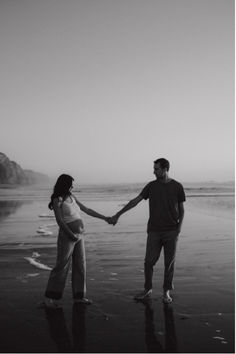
[0,0,234,184]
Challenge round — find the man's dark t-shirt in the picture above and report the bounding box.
[140,179,186,232]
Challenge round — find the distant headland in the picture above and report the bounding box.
[0,152,49,185]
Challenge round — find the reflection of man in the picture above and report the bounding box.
[110,158,185,303]
[145,302,164,352]
[144,302,178,353]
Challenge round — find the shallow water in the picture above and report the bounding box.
[0,183,234,276]
[0,183,234,247]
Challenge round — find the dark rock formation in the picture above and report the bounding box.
[0,152,49,185]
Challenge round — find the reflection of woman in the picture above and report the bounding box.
[44,174,109,308]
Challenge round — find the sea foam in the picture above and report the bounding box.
[24,252,52,270]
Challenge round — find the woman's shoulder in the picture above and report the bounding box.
[52,196,62,206]
[70,193,78,202]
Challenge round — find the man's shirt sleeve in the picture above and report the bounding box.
[140,183,150,200]
[178,184,186,203]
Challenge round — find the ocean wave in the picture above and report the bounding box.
[187,193,234,197]
[38,213,55,219]
[36,227,53,236]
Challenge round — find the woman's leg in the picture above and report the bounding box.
[45,229,75,300]
[71,237,86,299]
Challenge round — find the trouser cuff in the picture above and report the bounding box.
[45,291,62,300]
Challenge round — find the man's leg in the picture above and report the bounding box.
[134,232,162,300]
[144,231,163,291]
[162,230,179,302]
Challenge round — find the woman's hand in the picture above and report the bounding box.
[79,226,85,234]
[78,220,85,234]
[71,233,83,242]
[105,215,119,225]
[70,234,79,242]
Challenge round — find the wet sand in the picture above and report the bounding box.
[0,225,234,352]
[0,251,234,353]
[0,186,234,353]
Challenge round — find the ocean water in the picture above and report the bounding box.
[0,182,234,272]
[0,183,234,354]
[0,182,234,248]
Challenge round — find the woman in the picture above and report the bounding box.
[44,174,109,308]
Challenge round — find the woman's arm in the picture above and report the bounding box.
[73,195,108,221]
[52,198,79,241]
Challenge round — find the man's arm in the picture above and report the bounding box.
[110,195,144,224]
[177,202,185,233]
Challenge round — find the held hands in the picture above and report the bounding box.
[105,214,119,226]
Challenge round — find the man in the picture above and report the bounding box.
[110,158,185,303]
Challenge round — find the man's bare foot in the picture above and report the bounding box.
[41,298,61,309]
[162,290,172,304]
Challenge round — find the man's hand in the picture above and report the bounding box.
[176,224,182,234]
[106,215,119,225]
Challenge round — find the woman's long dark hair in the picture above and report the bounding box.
[48,174,74,210]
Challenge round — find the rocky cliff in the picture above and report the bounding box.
[0,152,49,185]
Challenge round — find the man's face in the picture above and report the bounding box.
[154,162,167,178]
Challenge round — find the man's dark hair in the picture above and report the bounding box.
[154,158,170,171]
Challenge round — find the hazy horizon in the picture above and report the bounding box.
[0,0,234,184]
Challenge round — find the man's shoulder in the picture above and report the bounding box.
[142,179,184,189]
[149,179,157,185]
[140,180,156,198]
[146,180,158,188]
[170,179,184,188]
[142,180,156,188]
[143,179,182,187]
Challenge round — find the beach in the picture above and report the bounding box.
[0,182,234,353]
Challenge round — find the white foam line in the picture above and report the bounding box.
[24,257,52,270]
[32,252,40,258]
[38,214,55,219]
[44,223,57,228]
[36,228,53,235]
